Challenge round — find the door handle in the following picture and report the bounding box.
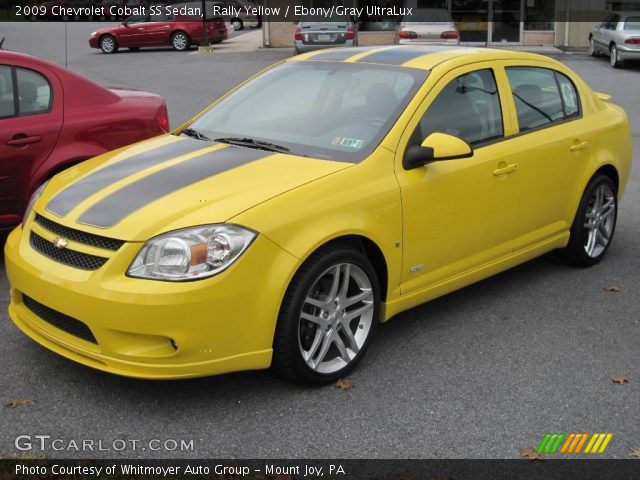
[570,141,588,152]
[493,163,518,176]
[6,135,42,147]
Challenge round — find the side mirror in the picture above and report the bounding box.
[403,132,473,170]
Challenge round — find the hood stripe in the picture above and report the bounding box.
[46,137,206,217]
[77,145,271,229]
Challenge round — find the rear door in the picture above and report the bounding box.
[0,63,62,227]
[144,12,175,45]
[499,62,589,250]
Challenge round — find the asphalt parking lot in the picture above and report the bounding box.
[1,23,639,459]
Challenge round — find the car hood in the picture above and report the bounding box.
[38,135,352,242]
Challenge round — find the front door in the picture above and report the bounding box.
[395,63,520,294]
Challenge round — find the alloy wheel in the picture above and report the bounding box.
[583,183,616,258]
[101,36,115,53]
[173,33,187,50]
[298,263,374,374]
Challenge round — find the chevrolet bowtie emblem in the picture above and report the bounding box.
[53,237,69,249]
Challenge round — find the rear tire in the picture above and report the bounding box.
[561,174,617,267]
[272,245,380,385]
[231,18,243,30]
[100,35,118,54]
[610,44,624,68]
[171,31,191,51]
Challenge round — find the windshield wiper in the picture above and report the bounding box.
[181,128,212,142]
[214,137,290,153]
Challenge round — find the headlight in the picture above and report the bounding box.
[127,225,256,281]
[90,32,97,38]
[23,181,49,227]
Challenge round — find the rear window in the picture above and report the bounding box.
[625,16,640,30]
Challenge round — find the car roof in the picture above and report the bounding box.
[290,46,559,71]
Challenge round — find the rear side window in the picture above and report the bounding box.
[415,69,504,147]
[16,67,52,115]
[0,65,15,119]
[506,67,579,132]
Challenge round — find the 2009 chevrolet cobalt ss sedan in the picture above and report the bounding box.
[5,47,632,385]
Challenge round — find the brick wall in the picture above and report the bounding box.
[266,23,296,48]
[356,31,396,46]
[523,31,556,46]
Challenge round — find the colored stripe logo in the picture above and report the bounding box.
[536,433,613,454]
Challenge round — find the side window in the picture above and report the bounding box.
[126,15,147,24]
[0,65,15,119]
[414,69,503,147]
[610,14,621,29]
[16,67,52,116]
[506,67,579,132]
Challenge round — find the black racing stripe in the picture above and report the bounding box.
[307,47,383,62]
[46,137,205,217]
[356,47,434,65]
[77,146,271,228]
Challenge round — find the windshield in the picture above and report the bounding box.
[186,61,428,162]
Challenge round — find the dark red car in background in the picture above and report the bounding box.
[89,11,228,53]
[0,50,169,233]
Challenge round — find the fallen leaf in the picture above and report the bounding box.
[630,448,640,459]
[521,448,544,461]
[612,375,629,385]
[6,399,32,408]
[335,379,353,390]
[604,285,621,293]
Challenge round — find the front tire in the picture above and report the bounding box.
[589,38,598,57]
[231,18,243,30]
[100,35,118,54]
[171,31,191,51]
[273,245,380,385]
[562,174,617,267]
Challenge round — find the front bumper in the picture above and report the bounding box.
[4,222,299,379]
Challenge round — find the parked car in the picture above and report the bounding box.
[0,50,168,233]
[5,47,631,385]
[589,11,640,68]
[89,9,227,53]
[294,13,359,54]
[212,0,260,31]
[396,8,459,45]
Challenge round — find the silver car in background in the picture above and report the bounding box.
[589,11,640,68]
[294,14,359,54]
[396,9,459,45]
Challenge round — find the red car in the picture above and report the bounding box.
[89,12,228,53]
[0,50,169,233]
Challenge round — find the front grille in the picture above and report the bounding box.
[30,231,108,270]
[35,214,124,251]
[23,295,97,344]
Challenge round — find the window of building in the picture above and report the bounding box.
[414,69,503,147]
[525,0,555,30]
[506,67,579,132]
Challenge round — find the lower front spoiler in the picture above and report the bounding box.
[9,302,273,380]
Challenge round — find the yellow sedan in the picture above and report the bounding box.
[4,47,632,384]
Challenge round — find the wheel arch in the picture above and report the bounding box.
[293,234,390,303]
[595,164,619,192]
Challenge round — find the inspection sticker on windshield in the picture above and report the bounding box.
[332,137,364,149]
